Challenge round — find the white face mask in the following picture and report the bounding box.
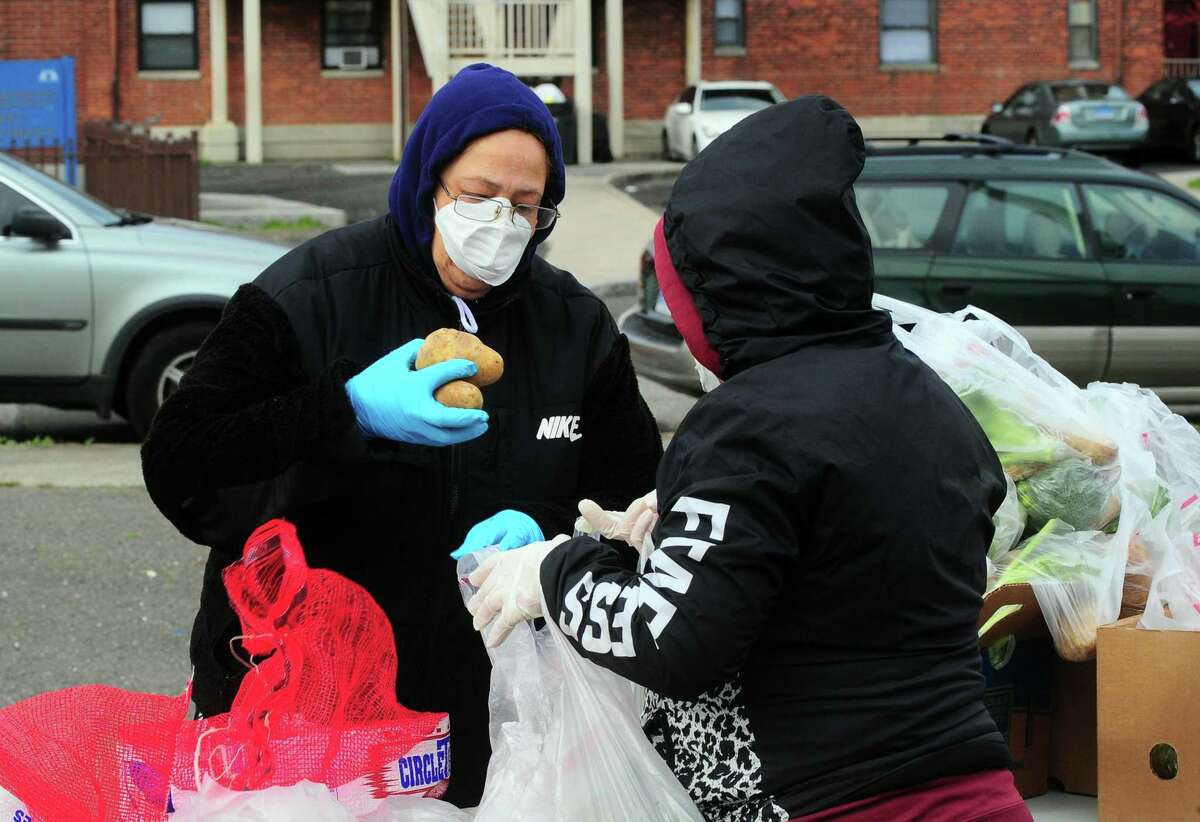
[694,358,722,393]
[434,198,532,287]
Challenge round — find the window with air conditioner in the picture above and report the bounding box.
[323,0,383,70]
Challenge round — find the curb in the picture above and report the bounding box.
[591,280,638,299]
[608,169,680,193]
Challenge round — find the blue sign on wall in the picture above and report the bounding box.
[0,57,78,184]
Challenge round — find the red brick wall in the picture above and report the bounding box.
[117,0,211,127]
[3,0,430,132]
[694,0,1163,121]
[1,0,1167,136]
[592,0,687,120]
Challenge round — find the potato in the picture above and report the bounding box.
[1061,433,1118,466]
[416,328,504,387]
[434,380,483,410]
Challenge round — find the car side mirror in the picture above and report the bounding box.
[991,102,1004,114]
[10,206,70,243]
[672,101,693,116]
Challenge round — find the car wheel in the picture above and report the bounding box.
[661,130,671,160]
[1025,129,1038,146]
[124,322,213,440]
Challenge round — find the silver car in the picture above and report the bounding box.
[982,81,1149,152]
[0,153,286,438]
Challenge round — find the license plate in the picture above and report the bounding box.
[1091,106,1116,120]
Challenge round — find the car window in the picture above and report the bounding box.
[0,180,37,236]
[1186,80,1200,100]
[855,183,951,250]
[1051,83,1129,102]
[680,87,697,105]
[1,157,120,225]
[1018,88,1039,108]
[1002,86,1029,113]
[951,181,1088,260]
[699,88,778,112]
[1145,79,1173,102]
[1083,185,1200,262]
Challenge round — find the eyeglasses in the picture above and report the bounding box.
[440,182,559,231]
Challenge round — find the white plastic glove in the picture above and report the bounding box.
[466,534,570,648]
[576,491,658,556]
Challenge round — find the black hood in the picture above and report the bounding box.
[661,95,893,379]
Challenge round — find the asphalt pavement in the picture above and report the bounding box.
[0,488,203,707]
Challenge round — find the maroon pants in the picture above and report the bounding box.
[790,769,1033,822]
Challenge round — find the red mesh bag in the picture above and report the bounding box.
[0,518,449,820]
[170,519,448,801]
[0,685,189,821]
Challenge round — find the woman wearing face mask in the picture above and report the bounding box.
[140,64,661,807]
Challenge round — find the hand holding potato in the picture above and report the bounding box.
[417,329,505,409]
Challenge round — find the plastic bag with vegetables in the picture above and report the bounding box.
[989,475,1027,562]
[876,296,1117,479]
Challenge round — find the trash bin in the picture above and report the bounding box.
[547,101,577,165]
[545,101,613,164]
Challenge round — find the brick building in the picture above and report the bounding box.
[0,0,1169,162]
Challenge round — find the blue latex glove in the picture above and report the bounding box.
[345,338,488,446]
[451,510,544,559]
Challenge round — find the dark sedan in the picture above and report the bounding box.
[1138,76,1200,163]
[622,138,1200,417]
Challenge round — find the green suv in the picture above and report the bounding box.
[622,137,1200,416]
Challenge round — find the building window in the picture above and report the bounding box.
[880,0,936,64]
[1068,0,1098,64]
[322,0,383,70]
[714,0,745,49]
[138,1,198,71]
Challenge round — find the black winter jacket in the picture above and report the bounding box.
[140,214,661,807]
[540,97,1010,820]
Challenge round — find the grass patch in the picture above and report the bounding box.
[0,435,56,447]
[1189,178,1200,190]
[258,216,326,231]
[0,481,20,488]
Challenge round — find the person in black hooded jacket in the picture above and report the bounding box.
[139,63,661,807]
[465,97,1033,821]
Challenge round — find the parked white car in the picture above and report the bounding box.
[661,80,786,161]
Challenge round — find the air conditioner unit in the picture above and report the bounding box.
[326,46,378,70]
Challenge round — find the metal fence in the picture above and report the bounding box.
[3,138,80,185]
[1164,58,1200,78]
[6,122,199,221]
[448,0,575,59]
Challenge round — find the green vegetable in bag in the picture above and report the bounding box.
[1016,458,1121,533]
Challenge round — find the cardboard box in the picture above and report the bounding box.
[1097,617,1199,821]
[1049,658,1098,796]
[978,583,1047,650]
[982,637,1055,798]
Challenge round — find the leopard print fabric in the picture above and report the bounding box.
[643,679,790,822]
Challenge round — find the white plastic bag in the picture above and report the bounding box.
[989,475,1027,561]
[361,795,472,821]
[457,550,705,822]
[877,295,1116,476]
[170,780,355,821]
